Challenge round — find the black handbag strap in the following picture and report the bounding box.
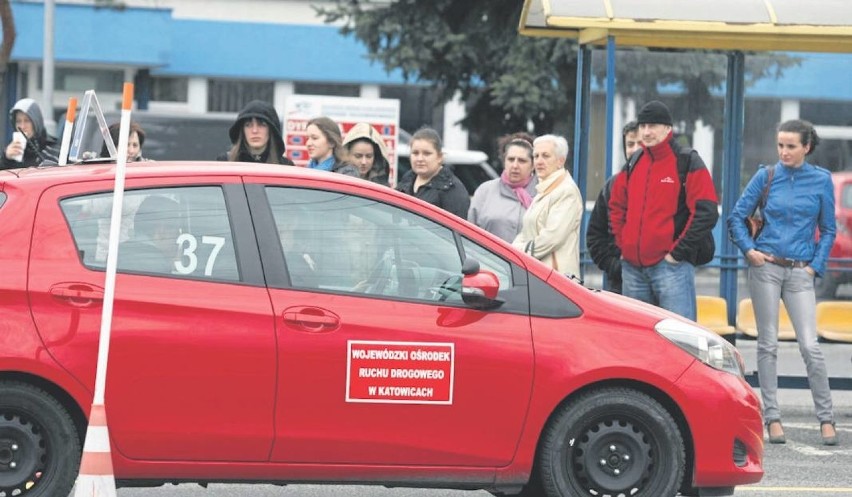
[755,165,776,213]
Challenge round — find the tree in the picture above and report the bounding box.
[318,0,796,155]
[318,0,578,154]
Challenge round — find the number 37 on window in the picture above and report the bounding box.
[173,234,226,276]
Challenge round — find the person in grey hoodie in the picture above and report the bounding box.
[2,98,59,169]
[468,133,537,242]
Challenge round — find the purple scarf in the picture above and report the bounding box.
[501,170,533,208]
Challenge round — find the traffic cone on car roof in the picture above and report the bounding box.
[73,403,118,496]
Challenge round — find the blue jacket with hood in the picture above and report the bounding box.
[727,161,836,276]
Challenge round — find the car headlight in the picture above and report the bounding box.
[655,318,745,377]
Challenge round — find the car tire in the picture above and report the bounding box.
[0,381,81,497]
[538,387,685,497]
[815,273,838,299]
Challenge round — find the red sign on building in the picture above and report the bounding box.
[346,340,454,405]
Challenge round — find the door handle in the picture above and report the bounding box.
[282,306,340,332]
[50,283,105,307]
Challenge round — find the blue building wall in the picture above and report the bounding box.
[7,1,852,97]
[8,1,407,84]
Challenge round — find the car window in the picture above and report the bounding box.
[265,187,513,303]
[843,183,852,209]
[61,186,240,281]
[461,236,513,288]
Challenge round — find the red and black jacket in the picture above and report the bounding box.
[608,132,718,267]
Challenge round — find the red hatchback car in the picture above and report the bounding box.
[816,171,852,298]
[0,162,762,497]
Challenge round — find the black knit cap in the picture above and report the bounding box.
[636,100,673,126]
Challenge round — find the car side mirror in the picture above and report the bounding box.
[460,257,503,310]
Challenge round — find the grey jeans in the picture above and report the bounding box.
[748,263,834,423]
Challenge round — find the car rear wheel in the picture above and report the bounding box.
[539,387,684,497]
[0,381,80,497]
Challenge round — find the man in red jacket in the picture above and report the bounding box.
[608,101,719,320]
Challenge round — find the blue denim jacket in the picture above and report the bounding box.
[727,161,836,276]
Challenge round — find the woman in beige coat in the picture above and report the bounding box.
[513,134,583,277]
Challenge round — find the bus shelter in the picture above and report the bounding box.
[519,0,852,330]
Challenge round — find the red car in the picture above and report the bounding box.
[0,162,762,497]
[816,171,852,298]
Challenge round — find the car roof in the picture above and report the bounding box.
[0,161,388,193]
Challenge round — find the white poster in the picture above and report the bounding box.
[283,95,401,186]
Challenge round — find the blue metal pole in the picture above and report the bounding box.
[721,51,745,339]
[573,45,591,278]
[605,36,616,178]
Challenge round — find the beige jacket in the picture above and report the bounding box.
[512,169,583,276]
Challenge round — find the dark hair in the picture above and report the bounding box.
[101,121,146,157]
[621,120,639,160]
[777,119,819,156]
[411,127,442,153]
[227,117,282,163]
[498,132,534,161]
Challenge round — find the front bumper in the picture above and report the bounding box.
[675,361,764,488]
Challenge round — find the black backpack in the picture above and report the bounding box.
[624,147,716,266]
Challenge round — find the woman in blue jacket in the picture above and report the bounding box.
[727,119,837,446]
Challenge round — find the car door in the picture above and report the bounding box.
[27,178,277,462]
[247,182,534,467]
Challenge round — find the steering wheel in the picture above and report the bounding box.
[428,274,462,302]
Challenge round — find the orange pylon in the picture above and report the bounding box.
[73,403,117,496]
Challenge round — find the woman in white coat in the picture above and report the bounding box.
[513,134,583,277]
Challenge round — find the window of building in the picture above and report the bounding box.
[293,82,360,97]
[151,77,189,102]
[801,101,852,127]
[40,67,124,93]
[380,85,443,136]
[208,79,274,113]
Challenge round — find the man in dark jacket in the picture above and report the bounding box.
[586,120,640,294]
[2,98,59,169]
[609,101,719,320]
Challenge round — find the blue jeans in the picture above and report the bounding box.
[622,259,696,320]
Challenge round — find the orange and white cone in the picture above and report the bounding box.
[73,403,117,496]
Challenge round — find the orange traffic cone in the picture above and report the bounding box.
[73,403,117,496]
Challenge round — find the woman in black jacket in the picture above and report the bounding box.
[218,100,294,165]
[396,127,469,219]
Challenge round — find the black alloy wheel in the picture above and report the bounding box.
[538,387,685,497]
[0,382,80,497]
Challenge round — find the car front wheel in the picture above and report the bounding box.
[538,387,685,497]
[0,381,81,497]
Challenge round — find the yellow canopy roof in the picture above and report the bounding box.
[519,0,852,53]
